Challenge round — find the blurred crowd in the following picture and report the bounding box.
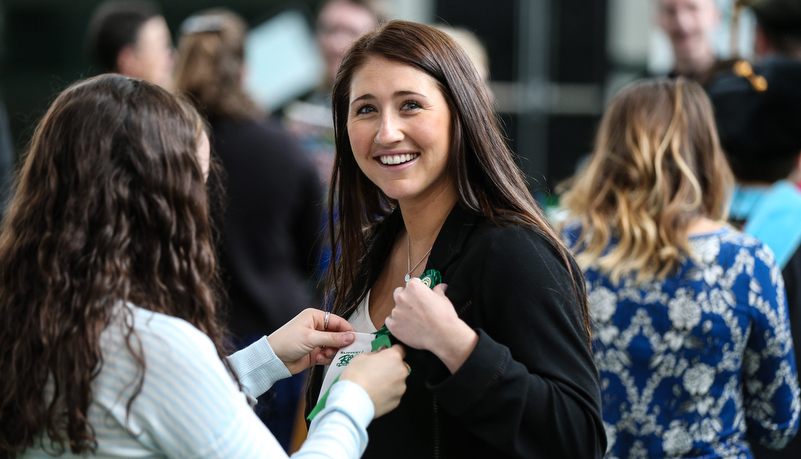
[0,0,801,457]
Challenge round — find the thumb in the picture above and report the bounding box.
[313,330,355,348]
[433,283,448,296]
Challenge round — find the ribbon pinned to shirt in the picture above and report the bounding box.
[307,269,442,421]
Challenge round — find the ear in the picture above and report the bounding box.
[115,45,140,77]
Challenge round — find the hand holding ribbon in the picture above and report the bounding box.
[267,308,355,375]
[386,278,478,374]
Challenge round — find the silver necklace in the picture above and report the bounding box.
[406,234,433,283]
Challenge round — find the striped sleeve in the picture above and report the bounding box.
[95,308,373,458]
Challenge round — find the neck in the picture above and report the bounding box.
[673,47,715,77]
[686,216,725,236]
[399,183,459,255]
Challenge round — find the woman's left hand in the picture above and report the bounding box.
[267,309,356,374]
[386,279,478,373]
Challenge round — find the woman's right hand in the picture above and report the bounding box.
[340,345,408,418]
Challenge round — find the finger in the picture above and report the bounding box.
[384,314,395,333]
[311,330,355,348]
[384,344,406,360]
[392,285,405,303]
[433,283,448,296]
[324,346,338,359]
[316,350,335,365]
[323,314,356,333]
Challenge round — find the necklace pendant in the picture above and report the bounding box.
[404,273,411,283]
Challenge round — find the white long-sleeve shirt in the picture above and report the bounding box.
[24,304,373,458]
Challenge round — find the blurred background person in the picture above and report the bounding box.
[173,9,325,452]
[435,24,490,81]
[560,78,799,458]
[751,0,801,61]
[283,0,385,187]
[655,0,722,80]
[86,0,174,89]
[282,0,385,285]
[708,57,801,459]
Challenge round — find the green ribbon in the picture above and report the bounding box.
[307,269,442,421]
[371,326,392,351]
[420,269,442,289]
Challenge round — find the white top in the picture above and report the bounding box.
[23,303,374,459]
[349,290,378,333]
[321,292,377,384]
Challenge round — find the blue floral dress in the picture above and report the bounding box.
[564,227,800,458]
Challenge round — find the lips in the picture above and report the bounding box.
[378,153,420,165]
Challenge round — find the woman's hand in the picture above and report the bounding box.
[340,345,408,418]
[267,309,356,374]
[385,279,478,374]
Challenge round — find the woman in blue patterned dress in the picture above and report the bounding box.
[559,77,800,458]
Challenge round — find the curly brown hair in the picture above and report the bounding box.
[0,74,231,456]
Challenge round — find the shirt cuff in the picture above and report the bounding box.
[311,380,375,430]
[226,336,291,400]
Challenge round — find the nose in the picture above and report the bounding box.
[674,9,696,33]
[374,112,403,146]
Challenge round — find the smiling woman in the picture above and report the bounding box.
[348,56,453,207]
[306,20,607,459]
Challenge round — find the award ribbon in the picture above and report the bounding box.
[307,269,442,421]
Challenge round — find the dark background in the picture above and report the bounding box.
[0,0,609,192]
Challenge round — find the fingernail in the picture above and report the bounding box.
[341,332,355,344]
[441,283,448,292]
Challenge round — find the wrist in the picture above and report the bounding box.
[431,320,478,374]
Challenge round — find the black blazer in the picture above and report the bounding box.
[307,204,606,458]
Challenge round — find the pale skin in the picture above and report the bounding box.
[656,0,719,76]
[347,56,478,374]
[116,16,175,90]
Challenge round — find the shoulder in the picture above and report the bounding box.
[703,226,778,268]
[105,304,218,365]
[464,221,579,293]
[476,221,567,267]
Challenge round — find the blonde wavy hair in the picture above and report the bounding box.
[559,78,733,284]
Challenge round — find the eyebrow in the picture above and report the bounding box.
[350,90,427,106]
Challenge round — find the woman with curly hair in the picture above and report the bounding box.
[559,77,799,457]
[0,74,407,458]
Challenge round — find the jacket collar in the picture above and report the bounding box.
[368,203,481,281]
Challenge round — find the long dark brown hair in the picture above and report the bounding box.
[0,74,231,456]
[326,20,590,340]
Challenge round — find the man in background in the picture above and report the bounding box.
[656,0,722,79]
[86,0,174,90]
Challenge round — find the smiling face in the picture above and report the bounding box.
[347,56,454,206]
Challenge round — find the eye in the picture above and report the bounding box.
[402,100,423,111]
[354,104,376,116]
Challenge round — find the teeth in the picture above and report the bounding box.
[379,154,418,165]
